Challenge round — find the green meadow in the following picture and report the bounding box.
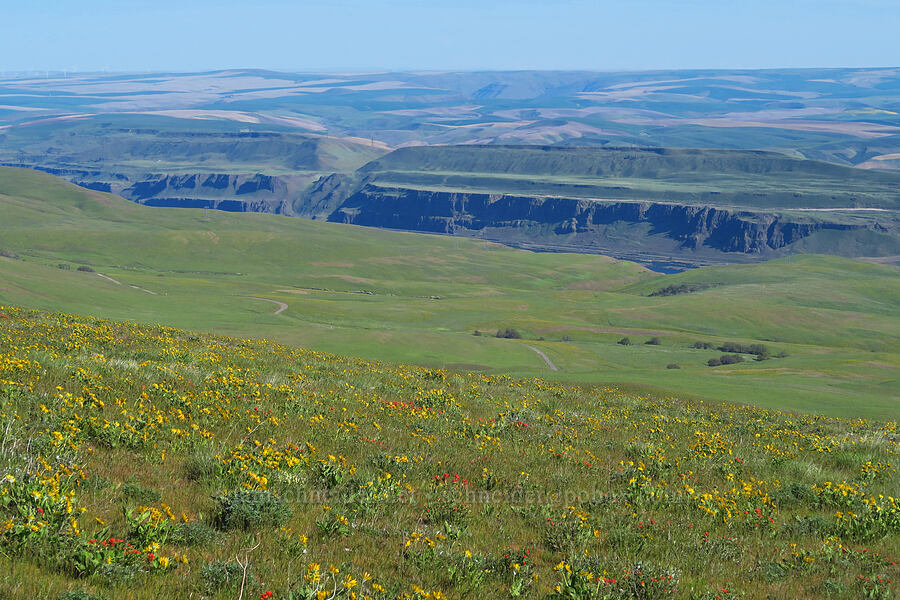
[0,166,898,418]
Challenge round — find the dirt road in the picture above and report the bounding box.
[250,297,288,315]
[525,344,559,371]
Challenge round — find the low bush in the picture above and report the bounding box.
[169,521,222,547]
[720,341,770,359]
[211,489,291,530]
[120,483,160,504]
[76,266,95,273]
[200,560,252,594]
[617,337,632,346]
[496,328,522,339]
[648,283,714,297]
[709,354,744,367]
[646,337,662,345]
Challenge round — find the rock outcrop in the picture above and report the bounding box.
[329,186,863,254]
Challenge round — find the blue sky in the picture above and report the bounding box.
[1,0,898,73]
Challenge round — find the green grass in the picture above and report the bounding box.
[0,307,897,599]
[0,166,898,418]
[359,146,900,211]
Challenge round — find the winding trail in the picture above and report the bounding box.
[97,273,158,294]
[525,344,559,371]
[249,297,288,315]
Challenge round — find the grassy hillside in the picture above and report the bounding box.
[0,115,386,177]
[0,307,897,599]
[0,167,898,417]
[357,146,900,211]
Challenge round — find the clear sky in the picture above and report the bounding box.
[1,0,898,73]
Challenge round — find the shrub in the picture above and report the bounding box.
[200,560,252,593]
[648,283,714,297]
[169,521,222,547]
[618,337,632,346]
[666,363,681,369]
[496,328,522,339]
[76,266,95,273]
[183,451,221,483]
[720,354,744,365]
[120,483,160,504]
[718,341,771,359]
[0,249,20,259]
[211,489,290,530]
[693,341,715,349]
[646,337,662,345]
[709,354,743,367]
[57,263,71,270]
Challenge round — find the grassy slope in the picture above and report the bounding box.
[0,167,898,418]
[358,146,900,211]
[0,115,387,176]
[0,308,897,600]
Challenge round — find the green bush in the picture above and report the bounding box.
[170,521,222,546]
[211,489,291,530]
[200,560,252,593]
[618,337,632,346]
[709,354,744,367]
[183,451,221,483]
[120,483,160,504]
[496,328,522,339]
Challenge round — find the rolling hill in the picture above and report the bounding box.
[1,166,898,418]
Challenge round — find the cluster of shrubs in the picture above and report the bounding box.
[617,336,662,346]
[694,340,789,364]
[473,328,523,339]
[648,282,716,297]
[0,249,20,259]
[495,328,522,339]
[707,354,745,367]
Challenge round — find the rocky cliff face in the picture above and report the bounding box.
[329,186,862,254]
[124,173,282,200]
[121,173,295,213]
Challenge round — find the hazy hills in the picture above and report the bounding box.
[2,68,900,167]
[1,69,899,266]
